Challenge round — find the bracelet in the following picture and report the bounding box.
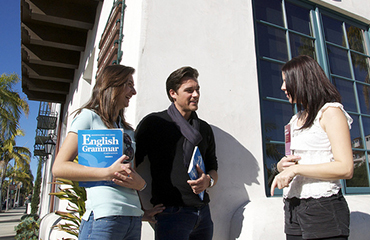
[139,183,147,191]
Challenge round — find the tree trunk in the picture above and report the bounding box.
[31,158,43,215]
[5,183,9,211]
[0,161,7,206]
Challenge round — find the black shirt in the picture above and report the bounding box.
[135,110,218,207]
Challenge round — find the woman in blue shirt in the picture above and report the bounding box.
[52,65,162,240]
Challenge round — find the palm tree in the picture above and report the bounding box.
[0,73,30,207]
[6,163,33,208]
[0,129,31,207]
[0,73,29,140]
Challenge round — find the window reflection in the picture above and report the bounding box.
[289,33,315,58]
[257,23,288,61]
[362,117,370,150]
[259,60,285,99]
[262,100,292,142]
[327,45,351,78]
[346,150,369,187]
[322,14,346,47]
[346,25,365,53]
[356,83,370,114]
[265,143,285,187]
[350,115,363,149]
[332,77,357,112]
[254,0,283,27]
[285,2,312,35]
[351,53,370,82]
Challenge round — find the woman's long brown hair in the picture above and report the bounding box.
[74,65,135,130]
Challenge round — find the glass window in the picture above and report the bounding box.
[254,0,284,27]
[259,60,285,99]
[332,78,357,112]
[362,116,370,150]
[257,23,288,61]
[356,83,370,115]
[350,115,363,149]
[346,150,369,187]
[327,45,352,78]
[322,14,346,47]
[285,2,311,35]
[351,53,370,82]
[289,33,315,58]
[262,100,292,142]
[265,143,285,186]
[346,25,365,53]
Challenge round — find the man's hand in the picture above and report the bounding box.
[187,164,210,194]
[142,204,165,223]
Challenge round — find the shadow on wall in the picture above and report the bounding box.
[350,211,370,240]
[136,125,261,240]
[209,126,260,240]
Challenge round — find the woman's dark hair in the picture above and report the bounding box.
[282,55,341,129]
[74,65,135,129]
[166,66,199,102]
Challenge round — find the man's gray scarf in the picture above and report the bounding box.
[167,103,203,168]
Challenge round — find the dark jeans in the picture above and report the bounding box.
[155,204,213,240]
[78,212,142,240]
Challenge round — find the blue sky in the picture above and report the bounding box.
[1,1,39,179]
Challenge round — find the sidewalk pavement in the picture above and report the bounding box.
[0,206,26,240]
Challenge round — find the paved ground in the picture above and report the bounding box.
[0,206,26,240]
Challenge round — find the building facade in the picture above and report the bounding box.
[21,0,370,239]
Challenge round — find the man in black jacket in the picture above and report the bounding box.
[136,66,218,240]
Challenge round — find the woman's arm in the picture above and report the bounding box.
[271,107,353,195]
[52,132,132,182]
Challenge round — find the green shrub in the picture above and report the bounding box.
[14,214,40,240]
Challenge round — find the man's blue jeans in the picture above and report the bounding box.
[155,204,213,240]
[78,212,142,240]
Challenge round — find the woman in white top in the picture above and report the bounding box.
[271,55,354,240]
[52,65,163,240]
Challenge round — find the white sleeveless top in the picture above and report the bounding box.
[283,102,353,199]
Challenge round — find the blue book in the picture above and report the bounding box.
[78,129,123,187]
[187,146,206,200]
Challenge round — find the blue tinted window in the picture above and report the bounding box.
[346,25,365,53]
[257,23,288,61]
[351,53,370,82]
[286,2,311,35]
[259,60,285,99]
[327,45,351,78]
[289,33,315,58]
[356,83,370,115]
[255,0,284,27]
[262,100,292,142]
[322,14,346,46]
[333,78,357,112]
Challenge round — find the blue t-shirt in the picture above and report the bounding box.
[69,109,143,220]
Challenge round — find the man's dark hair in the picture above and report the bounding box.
[166,66,199,102]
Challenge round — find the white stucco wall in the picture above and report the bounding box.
[121,0,370,239]
[123,0,263,239]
